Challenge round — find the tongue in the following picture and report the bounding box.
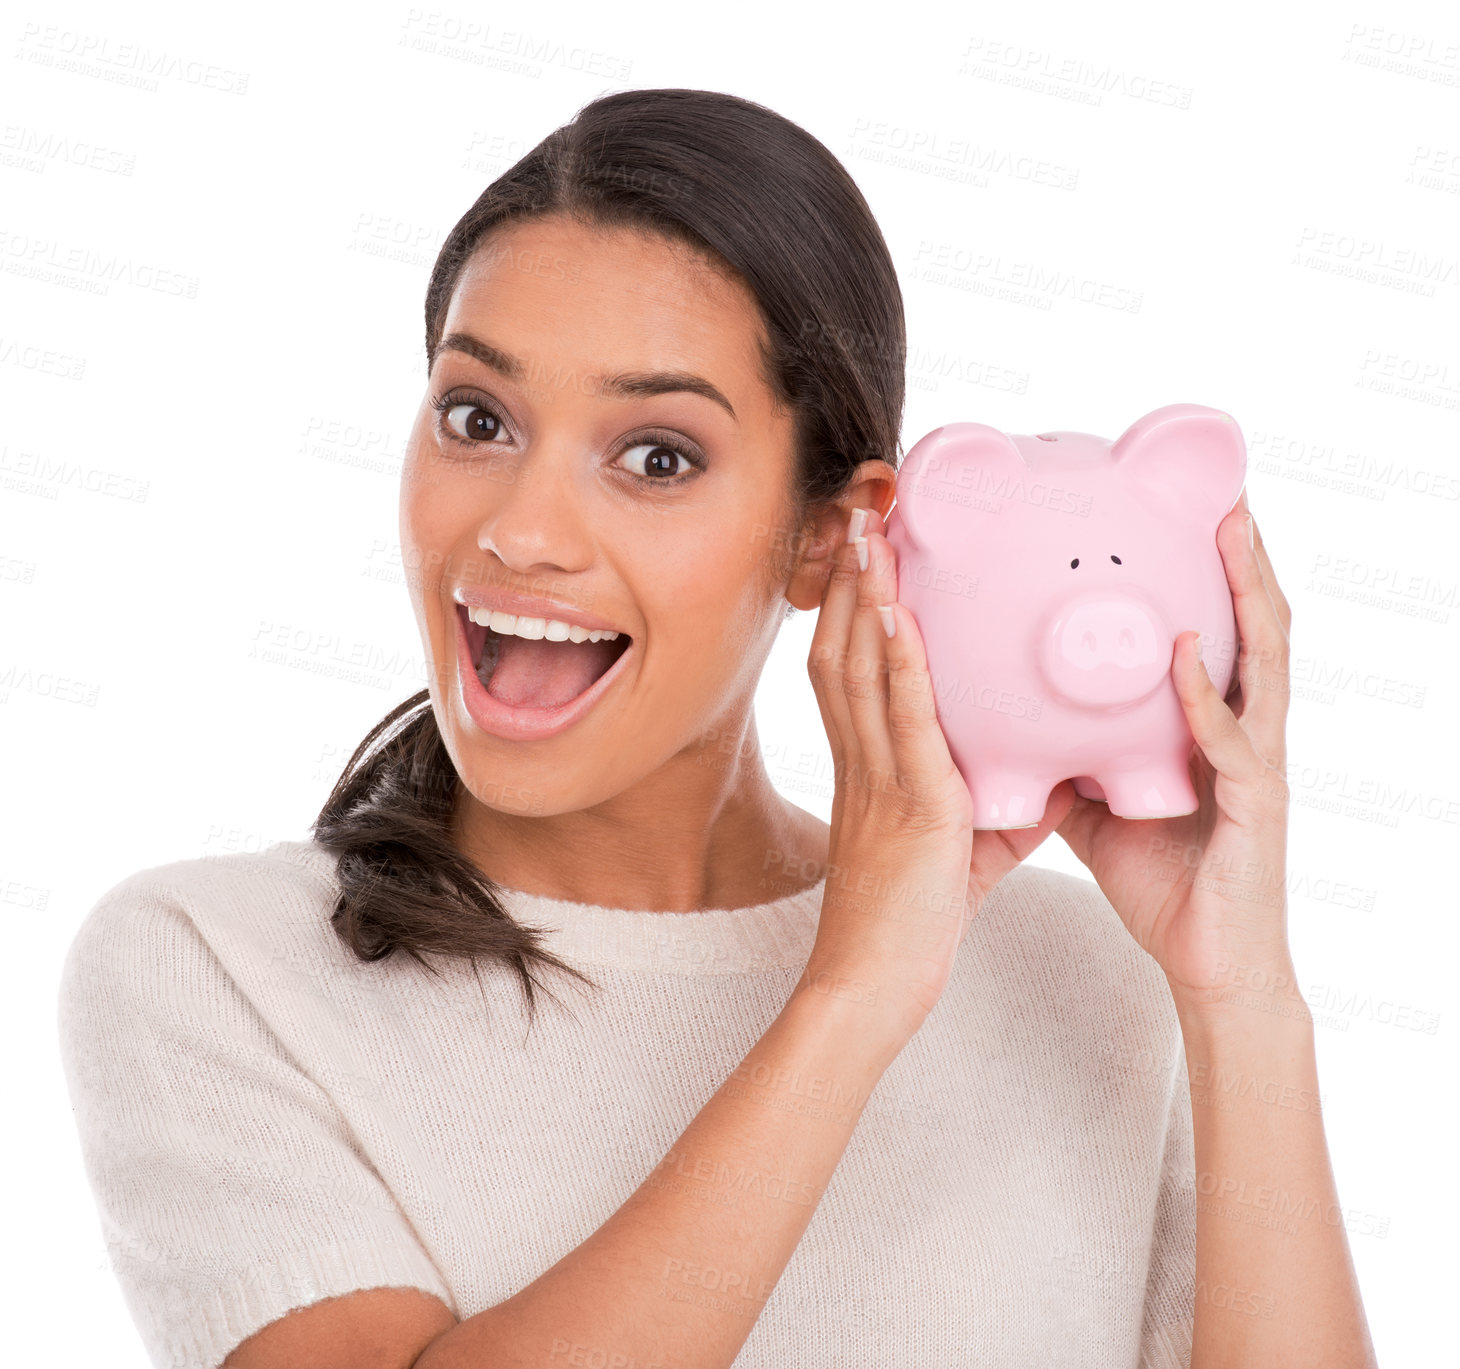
[484,632,622,709]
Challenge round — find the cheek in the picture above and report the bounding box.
[398,495,447,609]
[398,429,434,548]
[638,527,776,658]
[399,447,477,592]
[399,480,446,555]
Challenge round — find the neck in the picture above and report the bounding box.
[450,718,829,912]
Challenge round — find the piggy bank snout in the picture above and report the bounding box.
[1037,592,1172,709]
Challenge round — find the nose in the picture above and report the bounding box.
[1036,591,1171,708]
[473,446,591,574]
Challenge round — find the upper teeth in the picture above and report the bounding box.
[466,605,622,643]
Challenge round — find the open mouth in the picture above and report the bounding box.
[458,603,633,711]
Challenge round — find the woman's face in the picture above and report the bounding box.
[401,212,820,843]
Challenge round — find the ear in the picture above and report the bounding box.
[893,422,1028,551]
[784,459,897,611]
[1109,403,1248,521]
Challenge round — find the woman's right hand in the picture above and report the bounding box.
[801,506,1075,1045]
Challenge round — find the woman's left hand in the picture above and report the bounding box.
[1056,489,1296,1014]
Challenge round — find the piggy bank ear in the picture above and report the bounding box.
[1110,403,1248,520]
[893,422,1028,550]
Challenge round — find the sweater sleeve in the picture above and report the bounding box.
[56,875,455,1369]
[1138,1050,1197,1369]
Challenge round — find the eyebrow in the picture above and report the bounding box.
[436,330,738,424]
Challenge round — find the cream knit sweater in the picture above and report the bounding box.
[56,838,1196,1369]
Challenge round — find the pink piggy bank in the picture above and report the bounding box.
[884,402,1246,829]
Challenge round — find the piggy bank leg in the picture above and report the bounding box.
[964,773,1056,829]
[1072,776,1106,802]
[1092,761,1198,819]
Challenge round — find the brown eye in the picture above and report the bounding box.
[612,430,705,485]
[618,441,692,479]
[444,403,504,443]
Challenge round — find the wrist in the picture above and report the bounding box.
[788,959,919,1067]
[1166,952,1315,1047]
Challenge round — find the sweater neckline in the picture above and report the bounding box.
[281,838,826,974]
[497,878,827,973]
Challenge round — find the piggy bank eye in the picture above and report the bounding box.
[1110,555,1122,564]
[1070,558,1079,569]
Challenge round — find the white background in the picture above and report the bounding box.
[5,0,1456,1364]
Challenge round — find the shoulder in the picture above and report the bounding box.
[973,860,1181,1049]
[985,861,1146,966]
[57,839,344,1032]
[59,838,338,960]
[983,861,1157,968]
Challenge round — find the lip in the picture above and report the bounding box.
[453,601,635,741]
[451,585,626,636]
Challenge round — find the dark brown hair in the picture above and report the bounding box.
[310,87,907,1028]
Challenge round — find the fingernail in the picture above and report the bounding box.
[1194,633,1204,662]
[1246,513,1254,550]
[853,535,868,572]
[847,507,869,544]
[877,604,896,638]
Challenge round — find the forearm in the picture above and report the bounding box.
[1172,963,1378,1369]
[414,978,908,1369]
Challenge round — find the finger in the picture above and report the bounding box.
[1245,492,1291,634]
[845,527,959,803]
[1219,494,1290,767]
[842,527,901,777]
[807,506,889,771]
[879,598,964,794]
[1173,631,1281,812]
[806,533,862,764]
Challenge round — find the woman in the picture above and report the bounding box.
[57,88,1376,1368]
